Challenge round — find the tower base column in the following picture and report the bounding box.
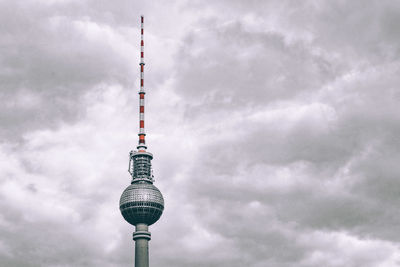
[133,223,151,267]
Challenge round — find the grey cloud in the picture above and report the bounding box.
[176,22,339,120]
[169,1,400,266]
[1,0,400,267]
[0,1,137,141]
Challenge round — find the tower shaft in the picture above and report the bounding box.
[133,223,151,267]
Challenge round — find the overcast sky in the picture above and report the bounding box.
[1,0,400,266]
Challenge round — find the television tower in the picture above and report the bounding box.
[120,16,164,267]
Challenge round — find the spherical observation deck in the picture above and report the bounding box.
[120,182,164,226]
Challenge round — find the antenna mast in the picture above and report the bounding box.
[138,15,146,151]
[128,15,154,183]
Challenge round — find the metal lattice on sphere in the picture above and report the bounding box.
[120,182,164,226]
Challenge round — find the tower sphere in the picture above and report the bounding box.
[120,182,164,226]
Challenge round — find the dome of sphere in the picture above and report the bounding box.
[120,182,164,226]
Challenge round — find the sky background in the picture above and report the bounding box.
[1,0,400,266]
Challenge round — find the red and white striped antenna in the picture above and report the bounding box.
[138,15,146,151]
[128,15,154,181]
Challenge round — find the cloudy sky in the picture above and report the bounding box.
[1,0,400,266]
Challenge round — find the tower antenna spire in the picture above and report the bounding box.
[128,15,154,183]
[138,15,146,151]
